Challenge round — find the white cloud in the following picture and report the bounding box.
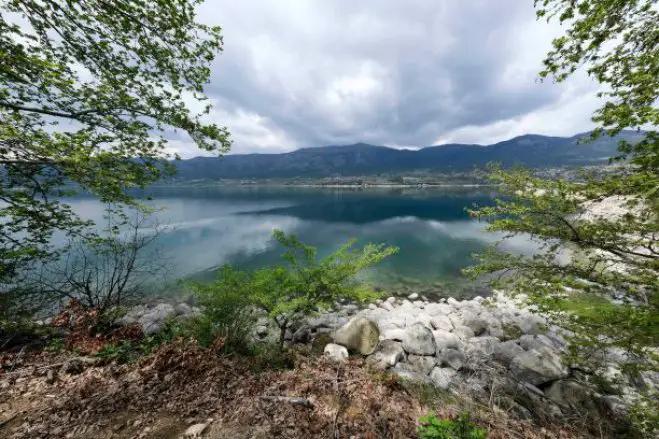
[169,0,601,156]
[434,73,601,145]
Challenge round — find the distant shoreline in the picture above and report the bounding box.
[153,182,492,189]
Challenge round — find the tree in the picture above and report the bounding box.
[35,207,168,313]
[0,0,230,286]
[466,0,657,431]
[192,230,398,349]
[2,206,168,322]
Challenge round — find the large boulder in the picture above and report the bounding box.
[402,323,437,356]
[452,325,476,341]
[367,340,405,369]
[380,301,395,312]
[430,315,453,332]
[415,313,434,330]
[545,379,599,414]
[138,303,175,335]
[430,367,457,389]
[334,316,380,355]
[461,311,487,336]
[380,328,406,341]
[437,348,465,371]
[493,340,525,367]
[324,343,349,363]
[519,334,559,352]
[432,329,461,351]
[517,314,545,335]
[405,355,437,375]
[393,368,433,385]
[510,348,569,386]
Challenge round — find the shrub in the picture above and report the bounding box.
[196,230,398,349]
[184,265,257,354]
[418,412,487,439]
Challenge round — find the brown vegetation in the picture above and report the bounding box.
[1,337,584,439]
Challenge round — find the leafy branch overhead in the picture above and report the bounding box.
[536,0,658,186]
[468,0,658,386]
[0,0,230,284]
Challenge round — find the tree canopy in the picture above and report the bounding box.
[0,0,230,285]
[467,0,658,417]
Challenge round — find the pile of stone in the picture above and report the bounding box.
[115,293,656,424]
[115,302,201,335]
[317,293,656,423]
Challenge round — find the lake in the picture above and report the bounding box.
[67,186,536,298]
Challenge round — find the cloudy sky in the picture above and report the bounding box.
[174,0,601,157]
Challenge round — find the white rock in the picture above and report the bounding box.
[423,303,444,316]
[430,367,457,389]
[400,300,415,311]
[408,293,419,300]
[380,301,395,312]
[432,329,461,351]
[386,296,397,304]
[519,334,559,352]
[183,422,210,438]
[379,315,406,330]
[138,303,175,335]
[510,348,569,386]
[493,340,525,366]
[486,323,504,339]
[448,314,463,328]
[414,313,434,330]
[175,303,193,316]
[452,325,476,341]
[437,348,465,371]
[545,379,598,413]
[393,368,433,385]
[324,343,349,363]
[334,316,380,355]
[430,316,453,332]
[402,323,437,356]
[466,336,500,357]
[380,328,406,342]
[517,314,545,335]
[405,355,437,375]
[461,311,487,336]
[367,340,405,369]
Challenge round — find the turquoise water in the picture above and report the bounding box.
[66,186,536,297]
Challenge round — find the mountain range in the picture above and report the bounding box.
[171,131,643,180]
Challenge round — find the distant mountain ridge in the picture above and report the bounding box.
[172,131,644,180]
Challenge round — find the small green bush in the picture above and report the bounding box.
[418,412,487,439]
[191,230,398,349]
[184,266,257,354]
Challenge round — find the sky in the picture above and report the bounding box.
[171,0,602,158]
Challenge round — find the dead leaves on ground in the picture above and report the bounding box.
[1,341,583,439]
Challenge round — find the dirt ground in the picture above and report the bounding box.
[0,341,581,439]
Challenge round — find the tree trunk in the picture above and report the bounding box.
[278,322,288,350]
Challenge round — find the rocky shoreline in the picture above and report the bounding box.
[118,291,656,430]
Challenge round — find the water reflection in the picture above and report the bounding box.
[62,186,533,294]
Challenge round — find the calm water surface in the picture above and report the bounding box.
[68,186,535,297]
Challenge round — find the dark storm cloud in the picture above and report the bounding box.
[172,0,598,157]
